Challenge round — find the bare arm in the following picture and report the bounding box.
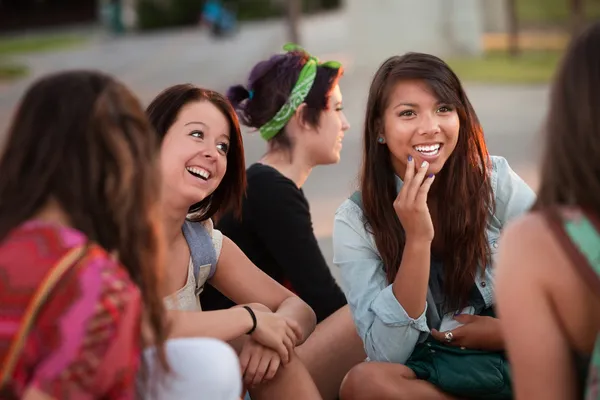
[496,216,578,400]
[167,307,255,342]
[391,158,435,318]
[392,239,432,318]
[22,388,53,400]
[210,236,316,343]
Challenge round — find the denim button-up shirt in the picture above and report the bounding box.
[332,156,535,364]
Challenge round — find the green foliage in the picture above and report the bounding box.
[137,0,343,29]
[137,0,204,31]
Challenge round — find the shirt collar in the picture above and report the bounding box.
[394,174,404,194]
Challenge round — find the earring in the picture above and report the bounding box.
[377,136,385,144]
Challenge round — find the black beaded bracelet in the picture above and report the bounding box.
[243,305,257,335]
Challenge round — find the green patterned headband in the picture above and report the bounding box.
[258,43,342,141]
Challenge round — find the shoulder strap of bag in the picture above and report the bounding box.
[544,208,600,399]
[0,244,86,386]
[543,207,600,294]
[182,220,218,282]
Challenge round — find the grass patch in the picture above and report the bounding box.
[0,60,28,80]
[0,35,86,57]
[0,34,87,82]
[518,0,600,26]
[447,50,561,84]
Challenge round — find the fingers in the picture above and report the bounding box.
[398,156,416,202]
[251,355,270,386]
[431,328,463,347]
[282,334,294,364]
[287,319,303,343]
[404,155,416,182]
[415,173,435,204]
[244,351,262,386]
[275,340,290,364]
[406,160,430,201]
[453,314,478,325]
[264,354,281,381]
[239,344,252,374]
[430,328,446,343]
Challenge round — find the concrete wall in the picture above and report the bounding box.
[344,0,484,70]
[481,0,509,33]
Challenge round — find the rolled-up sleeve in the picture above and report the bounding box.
[333,201,429,364]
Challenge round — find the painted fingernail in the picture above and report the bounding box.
[421,161,428,168]
[428,174,434,178]
[408,155,413,162]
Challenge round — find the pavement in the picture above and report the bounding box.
[0,11,550,283]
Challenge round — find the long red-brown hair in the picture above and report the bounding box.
[360,53,494,311]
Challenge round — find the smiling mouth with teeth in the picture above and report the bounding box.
[186,166,211,181]
[414,143,442,156]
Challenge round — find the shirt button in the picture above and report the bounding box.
[481,281,487,287]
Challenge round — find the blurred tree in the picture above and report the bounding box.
[507,0,520,57]
[569,0,585,35]
[286,0,301,44]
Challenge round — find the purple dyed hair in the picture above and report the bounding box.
[227,50,343,150]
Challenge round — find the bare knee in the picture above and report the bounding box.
[340,362,415,400]
[340,362,382,400]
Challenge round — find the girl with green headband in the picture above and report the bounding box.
[202,45,366,399]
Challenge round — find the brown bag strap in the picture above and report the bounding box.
[543,207,600,296]
[0,245,86,386]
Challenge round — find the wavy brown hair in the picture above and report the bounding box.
[0,70,169,369]
[146,84,246,221]
[535,22,600,211]
[360,53,494,311]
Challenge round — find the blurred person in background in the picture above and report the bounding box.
[202,44,367,399]
[0,70,168,399]
[146,84,322,400]
[496,21,600,400]
[200,0,238,37]
[334,53,535,399]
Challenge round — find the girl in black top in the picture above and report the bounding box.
[208,162,347,322]
[201,44,365,399]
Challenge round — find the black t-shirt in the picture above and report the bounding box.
[201,163,347,322]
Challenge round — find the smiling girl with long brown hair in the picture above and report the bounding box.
[333,53,535,399]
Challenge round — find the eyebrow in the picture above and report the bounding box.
[184,121,208,127]
[393,101,446,110]
[393,102,418,109]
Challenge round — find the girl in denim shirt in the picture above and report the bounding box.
[332,53,535,399]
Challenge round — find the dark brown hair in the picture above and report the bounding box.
[535,22,600,211]
[360,53,493,311]
[227,50,343,152]
[0,70,169,367]
[146,85,246,221]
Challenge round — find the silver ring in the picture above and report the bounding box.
[444,331,454,343]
